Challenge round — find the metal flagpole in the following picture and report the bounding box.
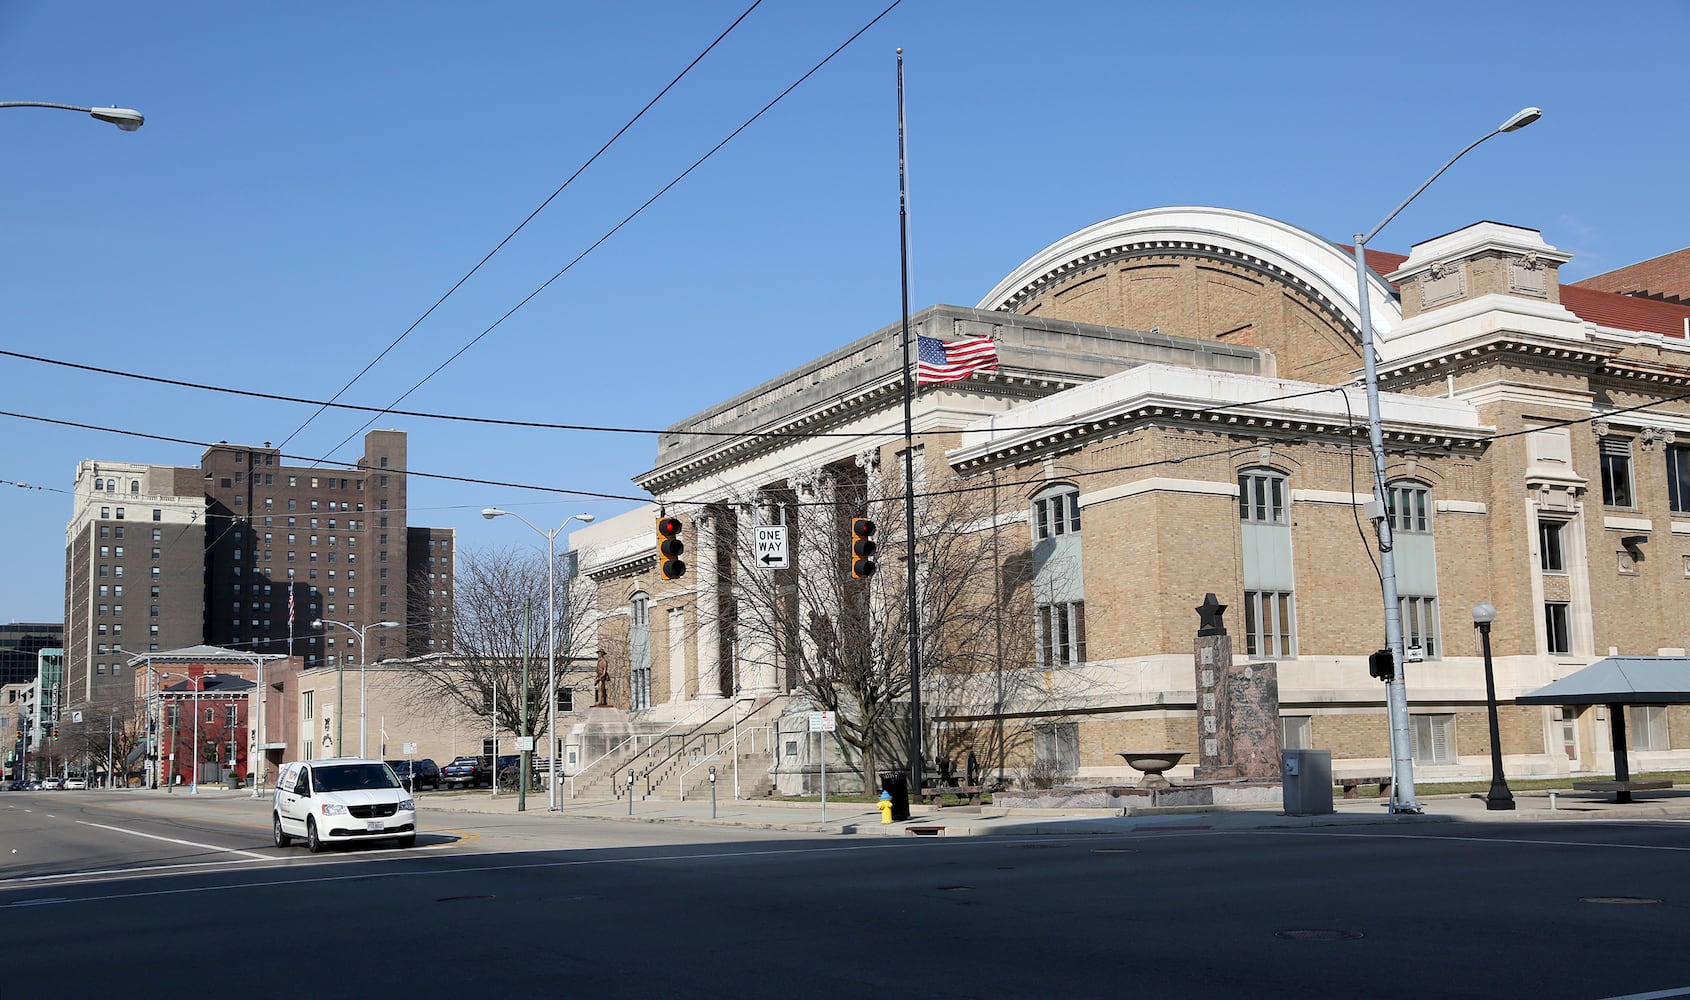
[896,48,924,794]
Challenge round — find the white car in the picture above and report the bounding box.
[63,776,87,790]
[39,776,63,790]
[272,758,416,853]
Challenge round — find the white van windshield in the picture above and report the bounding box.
[313,763,401,793]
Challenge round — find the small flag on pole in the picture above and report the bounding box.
[287,589,295,630]
[917,335,998,385]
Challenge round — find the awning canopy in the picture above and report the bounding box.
[1515,656,1690,706]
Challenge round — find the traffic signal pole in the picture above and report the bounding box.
[896,50,924,794]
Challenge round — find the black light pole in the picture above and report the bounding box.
[896,48,923,795]
[1472,602,1515,810]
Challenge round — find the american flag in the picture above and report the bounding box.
[917,335,998,385]
[287,589,295,630]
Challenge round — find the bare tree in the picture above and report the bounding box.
[721,459,1039,792]
[60,695,147,786]
[398,544,602,758]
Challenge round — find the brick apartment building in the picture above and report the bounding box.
[576,206,1690,792]
[63,429,454,713]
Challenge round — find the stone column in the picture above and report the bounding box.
[736,502,780,695]
[693,508,723,700]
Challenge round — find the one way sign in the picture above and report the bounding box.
[754,525,789,570]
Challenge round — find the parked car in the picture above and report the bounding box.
[272,758,416,852]
[386,758,440,791]
[63,775,88,790]
[440,755,490,789]
[7,779,38,791]
[39,776,63,790]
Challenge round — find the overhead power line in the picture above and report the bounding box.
[278,0,770,452]
[313,0,907,462]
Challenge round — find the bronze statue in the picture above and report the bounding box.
[593,650,611,708]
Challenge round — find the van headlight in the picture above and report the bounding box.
[398,798,414,812]
[321,803,349,816]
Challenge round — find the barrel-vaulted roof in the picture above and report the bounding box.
[976,206,1400,341]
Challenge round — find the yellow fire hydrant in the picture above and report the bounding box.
[878,790,894,824]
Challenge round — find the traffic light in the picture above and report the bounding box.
[850,517,878,578]
[51,725,60,741]
[1368,648,1394,682]
[656,516,686,581]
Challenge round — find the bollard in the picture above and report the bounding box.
[1548,791,1557,811]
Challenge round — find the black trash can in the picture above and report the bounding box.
[880,773,910,822]
[227,773,242,790]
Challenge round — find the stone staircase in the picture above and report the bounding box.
[567,695,784,802]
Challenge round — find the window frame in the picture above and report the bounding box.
[1238,469,1288,525]
[1544,601,1572,655]
[1242,590,1296,658]
[1600,437,1635,508]
[1385,481,1431,534]
[1409,713,1456,764]
[1539,520,1567,574]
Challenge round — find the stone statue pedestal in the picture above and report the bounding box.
[570,706,636,764]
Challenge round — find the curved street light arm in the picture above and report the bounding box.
[0,101,145,131]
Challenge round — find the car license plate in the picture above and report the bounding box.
[366,821,384,832]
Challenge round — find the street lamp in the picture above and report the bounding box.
[0,101,145,131]
[482,507,594,811]
[1351,105,1541,815]
[1471,602,1516,810]
[313,619,400,758]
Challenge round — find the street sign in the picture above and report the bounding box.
[71,711,83,724]
[518,736,535,751]
[402,742,417,755]
[808,711,836,732]
[754,525,790,570]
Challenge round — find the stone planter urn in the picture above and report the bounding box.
[1118,751,1187,789]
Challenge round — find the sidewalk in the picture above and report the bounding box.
[410,783,1690,838]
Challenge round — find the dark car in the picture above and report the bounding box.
[386,758,441,792]
[440,755,490,789]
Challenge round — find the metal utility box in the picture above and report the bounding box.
[1281,748,1333,816]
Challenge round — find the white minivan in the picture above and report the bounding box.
[272,758,416,852]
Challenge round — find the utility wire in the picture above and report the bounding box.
[0,346,1361,441]
[315,0,907,462]
[277,0,769,452]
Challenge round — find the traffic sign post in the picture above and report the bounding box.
[754,525,789,569]
[809,711,835,820]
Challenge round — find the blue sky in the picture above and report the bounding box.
[2,1,1686,622]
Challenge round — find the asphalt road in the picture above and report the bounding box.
[4,791,1689,999]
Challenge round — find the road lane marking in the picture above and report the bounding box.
[76,820,274,861]
[1277,829,1690,853]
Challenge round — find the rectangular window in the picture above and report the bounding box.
[1600,438,1635,507]
[1399,596,1439,659]
[1032,722,1081,776]
[1238,472,1287,524]
[1035,601,1087,667]
[1629,705,1669,751]
[1669,445,1690,514]
[1544,601,1572,654]
[1281,716,1312,750]
[1386,484,1430,533]
[1243,590,1296,657]
[1539,521,1566,573]
[1409,713,1456,764]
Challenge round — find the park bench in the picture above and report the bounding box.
[919,782,984,807]
[1572,779,1672,803]
[1336,776,1393,799]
